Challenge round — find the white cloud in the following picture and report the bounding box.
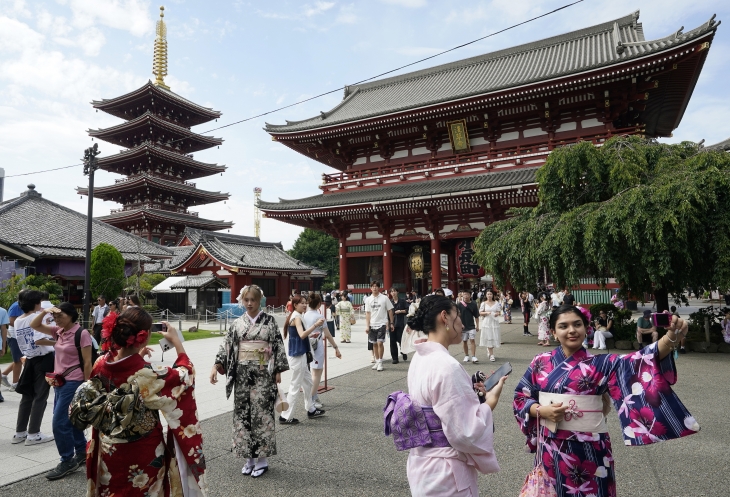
[67,0,154,37]
[380,0,427,7]
[336,4,357,24]
[304,1,335,17]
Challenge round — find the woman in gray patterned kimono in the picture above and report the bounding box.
[210,285,289,478]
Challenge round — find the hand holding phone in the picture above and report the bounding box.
[157,322,184,353]
[482,362,512,392]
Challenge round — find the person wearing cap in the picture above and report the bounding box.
[636,310,658,344]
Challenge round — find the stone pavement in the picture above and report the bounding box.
[2,318,729,496]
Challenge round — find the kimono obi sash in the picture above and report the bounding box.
[383,391,451,451]
[539,392,607,433]
[238,340,272,365]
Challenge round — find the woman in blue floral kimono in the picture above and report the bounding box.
[514,305,698,497]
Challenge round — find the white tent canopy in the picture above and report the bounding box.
[151,276,187,293]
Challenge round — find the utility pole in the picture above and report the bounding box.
[253,187,262,238]
[82,143,101,330]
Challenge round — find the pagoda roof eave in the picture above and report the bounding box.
[265,12,719,135]
[77,174,230,203]
[88,111,223,152]
[98,208,233,231]
[96,144,226,176]
[91,81,221,125]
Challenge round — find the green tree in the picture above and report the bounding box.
[0,274,64,308]
[288,228,339,286]
[90,243,126,301]
[473,136,730,311]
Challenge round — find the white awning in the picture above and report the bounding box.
[151,276,187,293]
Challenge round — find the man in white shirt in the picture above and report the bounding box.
[91,295,109,343]
[364,281,393,372]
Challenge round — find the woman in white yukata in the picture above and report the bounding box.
[384,295,509,496]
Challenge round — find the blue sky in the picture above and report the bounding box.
[1,0,729,249]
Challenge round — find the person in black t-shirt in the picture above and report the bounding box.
[459,292,481,363]
[389,288,409,364]
[562,289,576,307]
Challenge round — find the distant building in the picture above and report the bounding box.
[145,227,325,307]
[0,184,172,304]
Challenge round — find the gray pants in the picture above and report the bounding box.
[16,356,52,434]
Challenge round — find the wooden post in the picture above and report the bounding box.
[704,316,710,343]
[318,332,335,394]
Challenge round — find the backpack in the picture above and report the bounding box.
[76,327,99,372]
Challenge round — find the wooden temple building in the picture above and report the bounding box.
[144,227,325,307]
[78,7,232,245]
[261,11,720,299]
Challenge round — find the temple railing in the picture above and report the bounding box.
[112,174,196,188]
[320,127,641,191]
[109,203,199,216]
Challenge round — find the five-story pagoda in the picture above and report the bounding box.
[78,6,233,245]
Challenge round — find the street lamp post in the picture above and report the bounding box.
[82,144,101,330]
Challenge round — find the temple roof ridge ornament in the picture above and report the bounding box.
[153,6,170,90]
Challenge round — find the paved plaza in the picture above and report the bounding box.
[1,315,729,496]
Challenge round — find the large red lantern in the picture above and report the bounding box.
[455,239,485,278]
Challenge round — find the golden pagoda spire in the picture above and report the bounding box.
[152,6,170,90]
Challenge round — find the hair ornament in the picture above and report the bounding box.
[126,330,150,348]
[100,313,120,352]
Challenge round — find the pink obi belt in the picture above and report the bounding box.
[384,391,450,451]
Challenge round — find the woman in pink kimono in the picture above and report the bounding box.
[514,305,698,497]
[384,295,509,496]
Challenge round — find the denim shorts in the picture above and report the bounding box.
[8,338,22,362]
[462,329,476,341]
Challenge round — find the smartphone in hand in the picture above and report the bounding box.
[482,362,512,392]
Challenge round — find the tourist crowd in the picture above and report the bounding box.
[0,282,704,496]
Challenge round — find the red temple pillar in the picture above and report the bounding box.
[383,239,392,291]
[339,237,347,291]
[229,273,243,304]
[447,242,458,294]
[430,235,441,291]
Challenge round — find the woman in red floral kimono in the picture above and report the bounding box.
[70,307,207,497]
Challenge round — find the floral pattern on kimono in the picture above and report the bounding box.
[214,312,289,458]
[335,301,354,341]
[536,301,551,340]
[81,352,207,497]
[513,344,699,497]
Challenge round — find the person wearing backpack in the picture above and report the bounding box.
[30,302,93,481]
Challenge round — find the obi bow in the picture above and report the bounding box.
[384,391,450,451]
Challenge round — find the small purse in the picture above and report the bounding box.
[349,315,356,325]
[45,365,80,388]
[518,411,558,497]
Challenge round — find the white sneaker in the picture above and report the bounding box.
[372,361,379,370]
[11,433,27,444]
[472,357,479,363]
[1,374,10,388]
[463,356,470,362]
[313,400,323,409]
[489,355,496,362]
[376,361,384,371]
[25,433,54,446]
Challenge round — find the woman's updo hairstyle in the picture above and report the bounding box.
[548,305,589,330]
[111,307,153,348]
[308,293,322,309]
[407,295,457,334]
